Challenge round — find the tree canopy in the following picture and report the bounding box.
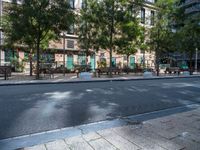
[78,0,101,57]
[115,1,142,67]
[149,0,177,75]
[2,0,75,79]
[174,12,200,73]
[78,0,143,76]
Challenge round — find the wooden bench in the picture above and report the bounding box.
[165,67,180,75]
[40,68,54,79]
[96,67,122,77]
[0,66,12,80]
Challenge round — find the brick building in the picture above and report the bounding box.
[0,0,156,72]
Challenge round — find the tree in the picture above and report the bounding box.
[172,0,200,74]
[116,41,138,68]
[149,0,176,76]
[115,2,142,68]
[79,0,143,77]
[2,0,74,79]
[139,26,150,69]
[78,0,101,63]
[175,14,200,74]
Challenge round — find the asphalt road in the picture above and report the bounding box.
[0,78,200,140]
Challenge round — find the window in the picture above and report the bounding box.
[67,24,75,34]
[100,53,105,58]
[69,0,75,9]
[141,8,145,24]
[112,57,116,67]
[5,49,17,62]
[150,11,155,26]
[81,0,86,9]
[78,54,86,65]
[145,0,155,3]
[67,40,75,49]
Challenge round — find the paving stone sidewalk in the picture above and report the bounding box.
[21,106,200,150]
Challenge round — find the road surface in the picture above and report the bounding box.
[0,78,200,139]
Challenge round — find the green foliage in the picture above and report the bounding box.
[176,15,200,52]
[2,0,75,78]
[94,0,143,50]
[3,0,74,48]
[170,0,200,72]
[149,0,176,51]
[78,0,101,55]
[115,1,142,59]
[148,0,177,75]
[10,57,26,72]
[78,0,144,74]
[174,12,200,71]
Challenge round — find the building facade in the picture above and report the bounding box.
[0,0,157,73]
[180,0,200,14]
[170,0,200,70]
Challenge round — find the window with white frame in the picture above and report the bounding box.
[141,8,145,24]
[150,10,155,26]
[67,40,75,49]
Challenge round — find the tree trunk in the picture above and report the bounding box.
[109,48,113,77]
[0,49,1,66]
[12,49,15,72]
[127,55,130,74]
[156,27,160,76]
[86,51,90,65]
[156,62,159,76]
[143,50,146,70]
[189,51,193,75]
[36,40,40,79]
[127,55,129,67]
[109,0,114,78]
[156,51,160,76]
[29,49,33,76]
[86,53,90,72]
[63,36,66,76]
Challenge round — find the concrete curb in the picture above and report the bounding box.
[0,75,200,86]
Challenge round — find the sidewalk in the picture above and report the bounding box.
[16,104,200,150]
[0,72,200,86]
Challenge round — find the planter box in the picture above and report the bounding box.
[143,71,153,78]
[182,71,190,76]
[79,72,92,80]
